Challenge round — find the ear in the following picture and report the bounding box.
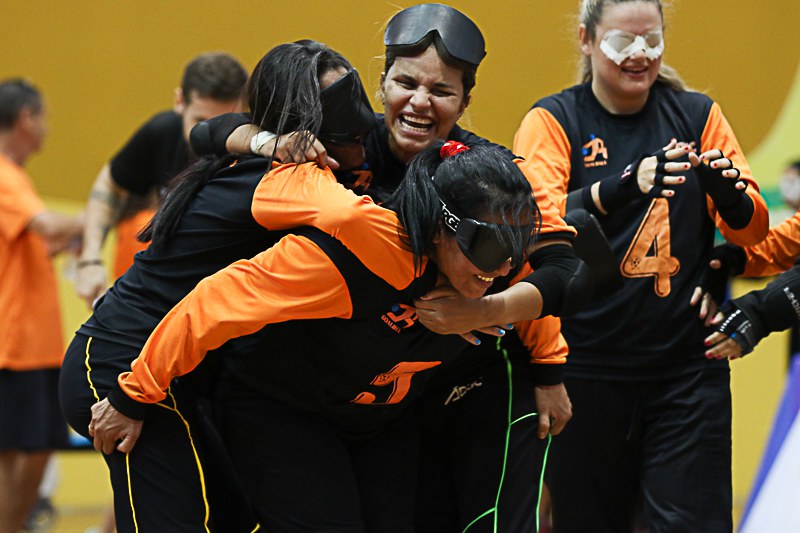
[457,94,472,118]
[432,225,444,245]
[379,72,387,105]
[173,87,185,114]
[578,24,594,57]
[16,107,34,130]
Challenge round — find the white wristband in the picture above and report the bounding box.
[250,130,278,155]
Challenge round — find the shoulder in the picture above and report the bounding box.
[532,83,587,121]
[452,125,517,159]
[654,83,714,119]
[144,110,182,132]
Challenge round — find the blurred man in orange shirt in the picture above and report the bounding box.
[0,79,83,533]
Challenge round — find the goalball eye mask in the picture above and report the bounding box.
[599,29,664,65]
[384,3,486,66]
[439,199,531,273]
[319,69,377,145]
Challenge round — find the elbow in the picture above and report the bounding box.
[528,244,594,318]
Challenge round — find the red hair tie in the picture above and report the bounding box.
[440,140,470,159]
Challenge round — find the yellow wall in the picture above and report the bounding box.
[4,0,799,527]
[2,0,799,200]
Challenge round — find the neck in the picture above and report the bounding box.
[387,134,414,164]
[0,134,29,166]
[591,80,649,115]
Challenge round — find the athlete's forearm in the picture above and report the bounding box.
[80,164,127,262]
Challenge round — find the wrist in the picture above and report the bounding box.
[250,130,278,155]
[76,258,103,268]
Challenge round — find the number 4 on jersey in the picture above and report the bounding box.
[621,198,680,297]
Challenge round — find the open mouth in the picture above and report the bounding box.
[476,275,494,283]
[621,64,648,75]
[399,114,434,134]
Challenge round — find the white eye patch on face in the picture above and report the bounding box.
[599,29,664,65]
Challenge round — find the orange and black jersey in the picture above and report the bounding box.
[251,162,568,385]
[113,228,476,436]
[78,157,282,348]
[514,82,769,380]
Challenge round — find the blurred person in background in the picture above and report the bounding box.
[73,52,247,308]
[0,78,83,533]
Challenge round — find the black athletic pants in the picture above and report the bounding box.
[414,343,550,533]
[59,334,258,533]
[547,368,733,533]
[219,382,418,533]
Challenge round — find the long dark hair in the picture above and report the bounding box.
[140,40,353,245]
[384,142,540,272]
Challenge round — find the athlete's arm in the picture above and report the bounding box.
[110,234,353,413]
[27,209,83,256]
[700,102,769,246]
[513,314,572,438]
[705,264,800,359]
[742,209,800,277]
[190,113,336,167]
[74,164,128,308]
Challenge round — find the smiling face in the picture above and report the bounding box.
[580,0,663,114]
[432,228,513,299]
[380,45,469,163]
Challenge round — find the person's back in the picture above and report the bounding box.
[81,157,277,346]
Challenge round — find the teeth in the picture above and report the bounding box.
[476,275,494,282]
[400,115,434,130]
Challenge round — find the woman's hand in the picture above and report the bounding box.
[704,325,746,360]
[534,383,572,439]
[594,139,691,213]
[689,243,745,325]
[633,139,692,198]
[253,130,340,169]
[89,398,143,455]
[689,148,746,203]
[414,286,510,345]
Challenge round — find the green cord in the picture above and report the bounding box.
[462,338,549,533]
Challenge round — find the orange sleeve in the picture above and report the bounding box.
[0,156,46,242]
[509,265,568,366]
[514,314,568,366]
[251,162,419,290]
[513,107,574,215]
[516,158,576,239]
[701,102,769,246]
[118,234,353,404]
[742,209,800,277]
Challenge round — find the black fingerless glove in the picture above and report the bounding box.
[696,243,746,303]
[567,150,678,216]
[595,153,650,212]
[695,157,753,229]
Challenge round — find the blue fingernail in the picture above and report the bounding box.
[474,338,481,345]
[498,329,506,336]
[505,324,514,330]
